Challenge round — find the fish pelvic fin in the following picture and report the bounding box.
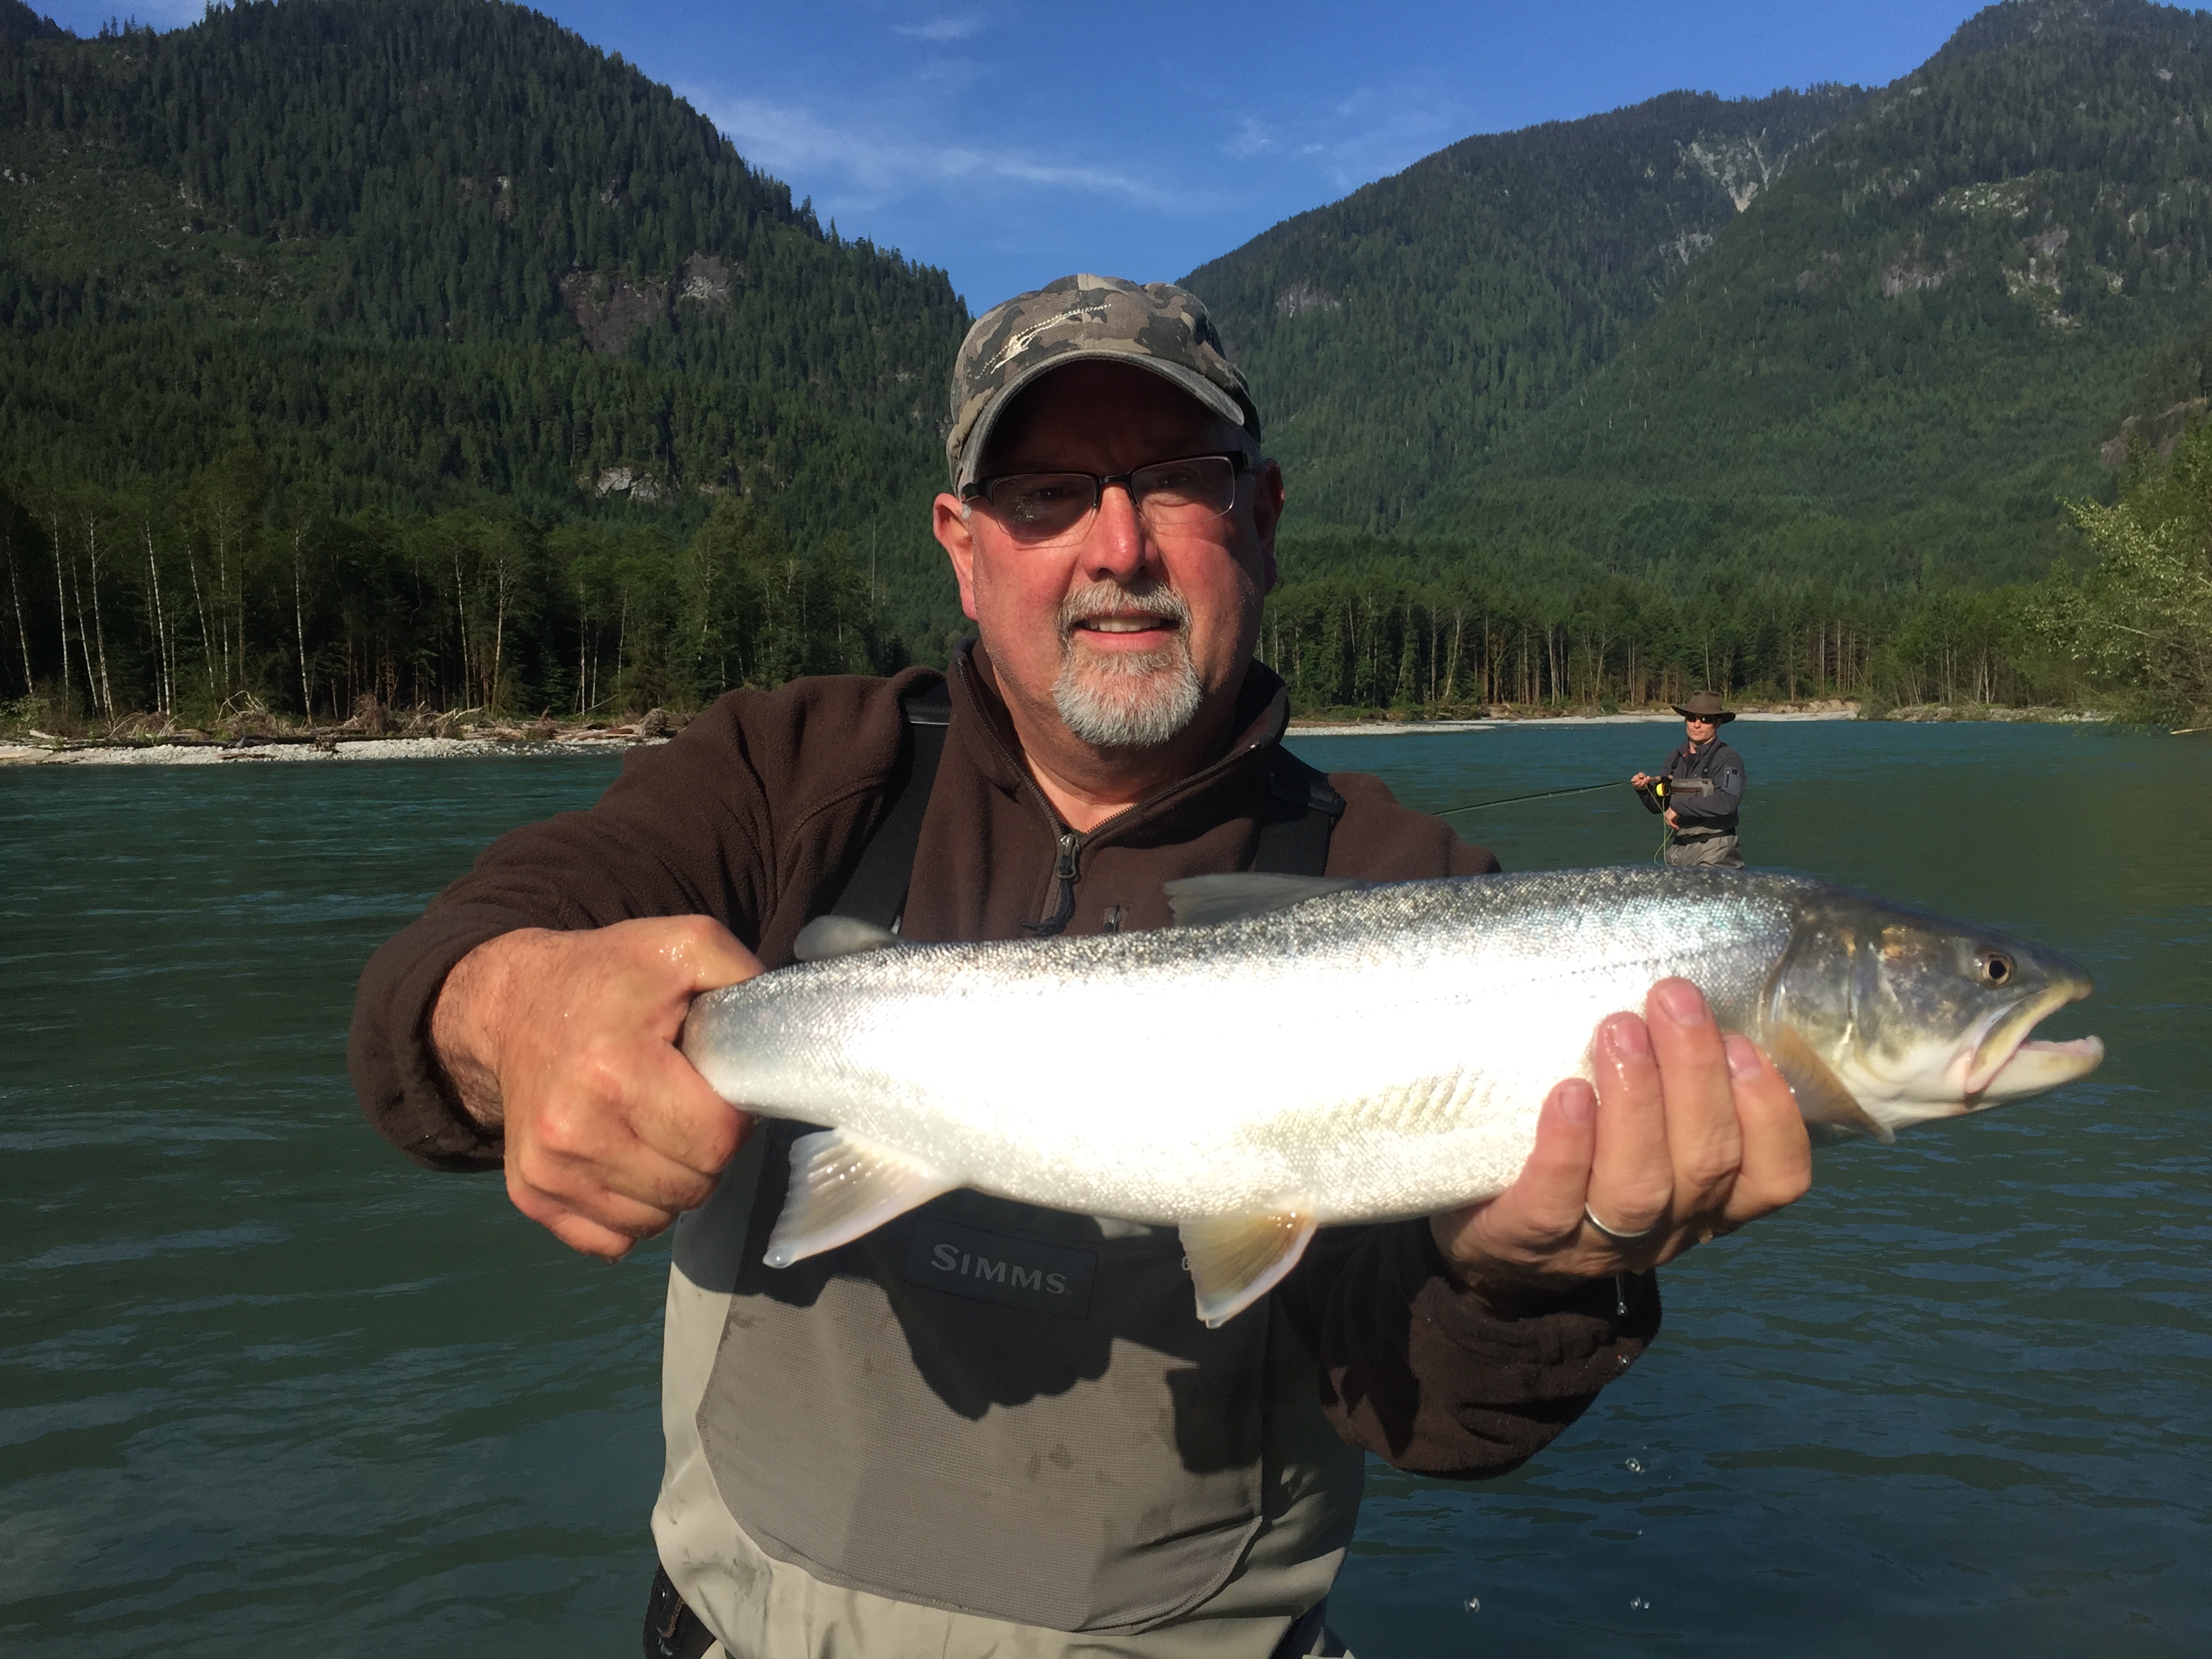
[1178,1210,1320,1328]
[763,1129,958,1268]
[1763,1023,1895,1146]
[794,915,905,961]
[1164,874,1367,928]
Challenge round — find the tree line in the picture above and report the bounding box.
[1261,403,2212,722]
[1259,555,2066,717]
[0,462,909,733]
[9,422,2203,734]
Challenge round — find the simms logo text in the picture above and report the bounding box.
[903,1219,1097,1318]
[929,1242,1069,1297]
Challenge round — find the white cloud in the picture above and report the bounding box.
[893,12,984,43]
[691,89,1189,211]
[1221,85,1469,193]
[1223,117,1275,160]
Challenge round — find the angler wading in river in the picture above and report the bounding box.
[350,276,1818,1659]
[1633,690,1748,867]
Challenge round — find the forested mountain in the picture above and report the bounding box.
[1192,0,2212,594]
[1184,85,1866,529]
[1436,0,2212,584]
[0,0,966,503]
[2,0,2199,731]
[0,0,974,692]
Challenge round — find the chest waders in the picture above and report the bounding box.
[657,691,1359,1651]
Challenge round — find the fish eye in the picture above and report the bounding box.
[1979,952,2013,985]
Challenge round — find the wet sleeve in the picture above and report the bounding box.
[346,696,790,1172]
[1281,1223,1662,1479]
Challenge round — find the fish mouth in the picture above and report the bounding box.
[1965,977,2103,1103]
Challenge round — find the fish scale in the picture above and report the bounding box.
[682,866,2103,1326]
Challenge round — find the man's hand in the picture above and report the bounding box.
[1431,979,1811,1296]
[431,918,763,1260]
[1663,806,1679,830]
[1631,771,1653,790]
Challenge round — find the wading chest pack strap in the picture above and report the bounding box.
[827,683,953,928]
[1253,749,1344,877]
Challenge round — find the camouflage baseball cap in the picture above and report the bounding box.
[945,273,1261,489]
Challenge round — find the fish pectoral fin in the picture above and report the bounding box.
[1163,874,1368,928]
[1178,1210,1319,1328]
[1763,1023,1895,1146]
[793,914,906,961]
[762,1129,956,1267]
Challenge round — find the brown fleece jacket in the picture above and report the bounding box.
[348,642,1659,1479]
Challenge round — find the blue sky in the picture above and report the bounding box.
[37,1,2128,308]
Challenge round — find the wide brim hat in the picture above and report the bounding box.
[1672,690,1736,723]
[944,274,1261,489]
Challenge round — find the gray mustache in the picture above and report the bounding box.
[1057,583,1191,642]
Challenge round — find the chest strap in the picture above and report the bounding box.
[1253,748,1345,877]
[827,683,951,930]
[828,689,1343,928]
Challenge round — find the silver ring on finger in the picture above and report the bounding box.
[1584,1204,1661,1243]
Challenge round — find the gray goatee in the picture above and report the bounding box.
[1052,582,1203,750]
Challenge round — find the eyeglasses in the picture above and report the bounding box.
[962,453,1253,546]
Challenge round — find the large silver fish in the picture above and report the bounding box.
[680,868,2103,1326]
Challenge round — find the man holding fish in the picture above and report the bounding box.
[352,276,2095,1659]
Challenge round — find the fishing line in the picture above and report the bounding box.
[1429,777,1679,861]
[1432,781,1621,815]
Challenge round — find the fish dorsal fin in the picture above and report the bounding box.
[1177,1210,1319,1327]
[1164,874,1366,928]
[794,914,905,962]
[1763,1024,1895,1146]
[763,1129,958,1267]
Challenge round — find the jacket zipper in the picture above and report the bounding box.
[959,657,1274,937]
[1025,827,1084,937]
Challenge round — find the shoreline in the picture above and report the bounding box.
[0,733,663,766]
[1288,703,2110,737]
[1,703,2113,767]
[1288,710,1857,737]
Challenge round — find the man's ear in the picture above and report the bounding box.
[933,493,982,621]
[1251,458,1285,595]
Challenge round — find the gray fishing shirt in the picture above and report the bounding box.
[1660,737,1746,833]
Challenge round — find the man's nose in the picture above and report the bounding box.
[1080,482,1155,579]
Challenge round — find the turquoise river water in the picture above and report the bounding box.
[3,720,2207,1656]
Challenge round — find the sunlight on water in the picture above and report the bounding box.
[2,723,2207,1656]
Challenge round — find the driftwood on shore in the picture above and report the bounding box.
[1,700,694,766]
[8,701,687,755]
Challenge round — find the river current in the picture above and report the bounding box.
[3,720,2205,1656]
